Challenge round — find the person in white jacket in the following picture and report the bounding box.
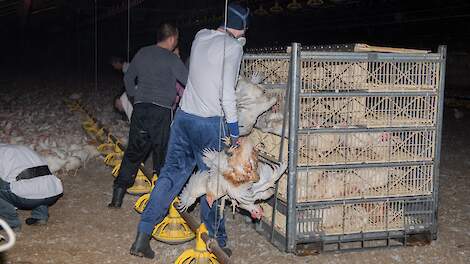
[130,3,250,259]
[0,144,63,231]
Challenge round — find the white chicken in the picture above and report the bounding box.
[236,76,277,136]
[177,139,287,219]
[255,111,285,135]
[178,138,259,212]
[321,205,369,232]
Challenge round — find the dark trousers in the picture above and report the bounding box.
[138,110,228,247]
[0,179,61,229]
[114,103,172,188]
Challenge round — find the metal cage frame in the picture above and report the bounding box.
[242,44,446,254]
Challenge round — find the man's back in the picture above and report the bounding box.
[181,29,243,123]
[0,144,63,199]
[124,45,187,109]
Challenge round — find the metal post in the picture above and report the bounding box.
[286,42,301,253]
[432,45,446,239]
[271,52,291,244]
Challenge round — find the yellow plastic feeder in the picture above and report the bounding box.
[127,170,152,195]
[152,198,195,244]
[174,223,219,264]
[134,175,158,213]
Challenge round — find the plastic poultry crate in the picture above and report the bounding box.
[242,44,445,254]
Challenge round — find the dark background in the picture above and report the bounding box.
[0,0,469,94]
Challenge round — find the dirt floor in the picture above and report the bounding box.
[1,77,469,263]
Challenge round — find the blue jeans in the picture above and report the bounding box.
[0,179,61,229]
[139,109,228,247]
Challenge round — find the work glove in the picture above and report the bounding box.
[227,122,240,148]
[222,122,240,156]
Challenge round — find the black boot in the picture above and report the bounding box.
[108,187,126,208]
[130,232,155,259]
[25,218,47,226]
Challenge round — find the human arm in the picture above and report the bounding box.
[222,45,243,145]
[172,58,188,87]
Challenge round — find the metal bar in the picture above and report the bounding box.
[243,52,443,62]
[298,126,436,134]
[300,52,442,61]
[300,57,444,63]
[244,53,442,61]
[286,42,301,253]
[432,45,446,238]
[296,194,434,206]
[295,195,434,208]
[243,54,290,59]
[271,47,292,244]
[297,160,434,170]
[300,228,433,246]
[319,230,406,243]
[299,91,438,97]
[178,209,231,264]
[266,196,288,216]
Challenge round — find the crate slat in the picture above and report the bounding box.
[276,165,433,203]
[261,199,433,236]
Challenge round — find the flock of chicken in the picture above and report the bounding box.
[0,86,102,174]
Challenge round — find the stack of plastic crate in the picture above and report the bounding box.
[243,45,446,253]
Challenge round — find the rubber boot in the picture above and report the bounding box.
[108,187,126,208]
[130,232,155,259]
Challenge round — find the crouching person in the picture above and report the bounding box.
[0,144,63,231]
